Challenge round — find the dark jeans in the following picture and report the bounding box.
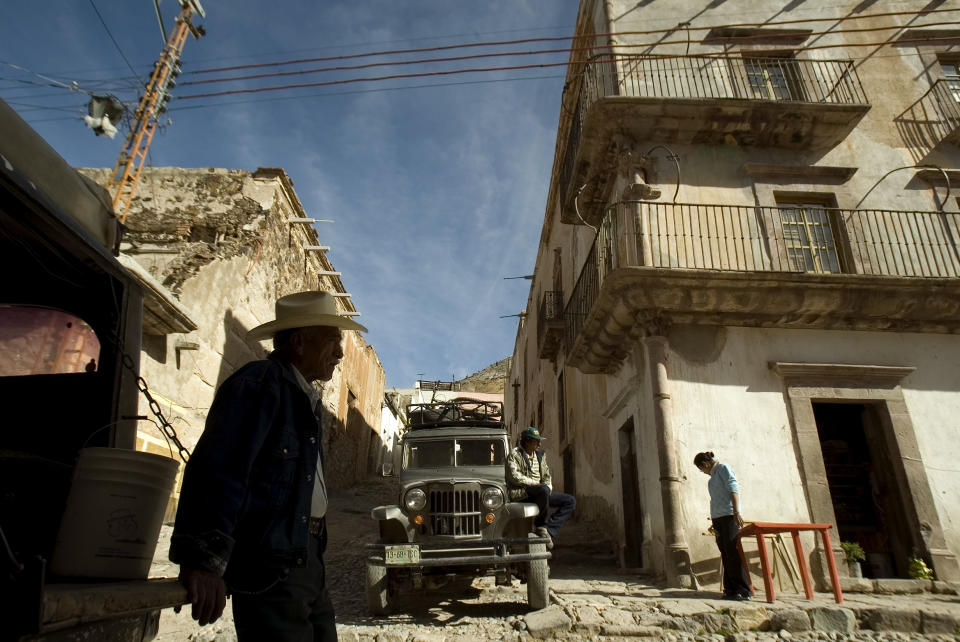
[524,484,576,537]
[233,528,336,641]
[713,514,751,597]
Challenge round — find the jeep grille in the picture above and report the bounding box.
[429,485,481,537]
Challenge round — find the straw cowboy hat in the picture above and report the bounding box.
[246,291,367,341]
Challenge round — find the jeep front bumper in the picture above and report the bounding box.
[366,537,551,568]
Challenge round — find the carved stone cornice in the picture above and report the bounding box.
[769,362,916,384]
[637,310,670,337]
[566,267,960,374]
[742,163,857,182]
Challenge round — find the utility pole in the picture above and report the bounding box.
[107,0,206,224]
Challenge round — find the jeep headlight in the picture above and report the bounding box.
[482,487,504,510]
[404,488,427,511]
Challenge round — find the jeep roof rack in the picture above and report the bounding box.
[405,398,504,430]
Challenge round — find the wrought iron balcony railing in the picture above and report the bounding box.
[564,202,960,349]
[577,54,867,105]
[537,290,564,360]
[558,55,869,213]
[538,290,564,326]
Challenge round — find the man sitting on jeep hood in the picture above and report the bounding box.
[506,427,576,550]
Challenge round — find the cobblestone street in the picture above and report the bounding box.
[151,478,960,641]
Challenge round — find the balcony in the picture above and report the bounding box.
[537,290,564,361]
[558,55,871,226]
[564,202,960,373]
[895,79,960,154]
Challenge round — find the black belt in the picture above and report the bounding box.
[308,516,325,536]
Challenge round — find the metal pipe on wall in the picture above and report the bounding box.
[644,332,696,588]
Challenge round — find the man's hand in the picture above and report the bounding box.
[179,566,227,626]
[735,512,744,528]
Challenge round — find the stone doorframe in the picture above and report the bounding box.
[770,361,960,585]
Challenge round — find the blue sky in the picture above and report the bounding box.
[0,0,579,386]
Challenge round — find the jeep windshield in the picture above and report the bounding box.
[403,438,505,469]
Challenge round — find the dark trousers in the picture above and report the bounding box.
[524,484,576,537]
[233,529,336,641]
[713,514,751,597]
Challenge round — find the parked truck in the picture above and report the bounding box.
[366,398,551,614]
[0,97,186,641]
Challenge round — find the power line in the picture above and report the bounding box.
[180,46,571,87]
[177,34,960,101]
[12,73,567,122]
[0,62,88,93]
[153,0,168,44]
[4,24,578,81]
[9,5,956,100]
[2,100,87,113]
[178,61,581,99]
[86,0,143,85]
[9,5,960,113]
[178,19,960,89]
[183,6,960,77]
[171,73,567,111]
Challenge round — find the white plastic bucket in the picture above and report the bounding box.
[50,447,179,579]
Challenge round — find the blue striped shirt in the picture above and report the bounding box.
[708,462,740,519]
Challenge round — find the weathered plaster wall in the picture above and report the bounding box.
[79,167,384,495]
[323,331,387,489]
[591,326,960,585]
[512,0,960,585]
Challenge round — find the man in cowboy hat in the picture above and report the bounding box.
[506,427,576,550]
[170,290,366,641]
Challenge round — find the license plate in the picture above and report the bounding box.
[384,544,420,565]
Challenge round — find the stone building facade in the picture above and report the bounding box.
[80,166,385,508]
[506,0,960,591]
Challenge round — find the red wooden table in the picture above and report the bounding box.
[736,521,843,604]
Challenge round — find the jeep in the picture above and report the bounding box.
[366,399,550,614]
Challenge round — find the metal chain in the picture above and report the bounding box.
[121,352,191,463]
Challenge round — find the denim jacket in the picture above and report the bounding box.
[169,353,320,589]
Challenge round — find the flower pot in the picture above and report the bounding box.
[847,560,863,578]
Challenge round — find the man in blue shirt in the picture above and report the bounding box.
[695,451,752,601]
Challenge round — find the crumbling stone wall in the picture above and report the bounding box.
[79,167,385,493]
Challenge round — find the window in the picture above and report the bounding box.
[939,57,960,101]
[743,53,805,101]
[0,305,100,376]
[403,438,505,470]
[776,196,843,273]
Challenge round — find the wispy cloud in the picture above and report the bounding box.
[2,0,580,386]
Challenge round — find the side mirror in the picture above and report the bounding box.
[381,462,394,477]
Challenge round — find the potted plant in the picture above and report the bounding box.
[908,556,934,580]
[840,541,866,578]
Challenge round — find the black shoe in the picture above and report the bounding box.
[535,526,553,550]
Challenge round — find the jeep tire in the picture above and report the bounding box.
[526,532,549,610]
[365,560,393,615]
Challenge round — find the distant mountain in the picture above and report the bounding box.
[457,357,511,394]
